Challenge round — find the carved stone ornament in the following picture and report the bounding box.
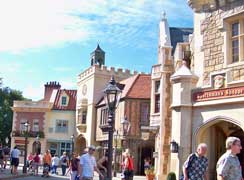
[214,75,225,89]
[82,84,87,95]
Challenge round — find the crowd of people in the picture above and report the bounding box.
[0,143,135,180]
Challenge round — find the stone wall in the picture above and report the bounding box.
[200,1,244,86]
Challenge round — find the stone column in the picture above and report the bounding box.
[170,63,198,179]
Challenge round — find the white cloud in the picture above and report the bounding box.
[22,84,44,101]
[52,67,73,72]
[0,0,192,53]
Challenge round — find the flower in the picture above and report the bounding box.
[144,166,155,176]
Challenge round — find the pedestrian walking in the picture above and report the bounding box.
[32,152,40,176]
[10,145,20,175]
[3,145,10,169]
[66,152,80,180]
[79,145,104,180]
[123,149,134,180]
[97,151,108,180]
[51,154,59,174]
[42,150,51,177]
[180,143,208,180]
[60,152,69,176]
[216,136,243,180]
[27,152,34,172]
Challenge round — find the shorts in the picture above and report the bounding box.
[11,157,19,167]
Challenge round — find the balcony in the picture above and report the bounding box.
[12,130,45,138]
[76,124,87,133]
[187,0,231,12]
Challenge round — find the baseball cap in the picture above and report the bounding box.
[88,145,96,150]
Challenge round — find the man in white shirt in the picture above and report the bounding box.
[10,145,20,175]
[51,154,60,174]
[79,145,104,180]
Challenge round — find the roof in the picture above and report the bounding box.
[169,27,193,53]
[52,89,77,111]
[97,74,151,106]
[121,74,151,99]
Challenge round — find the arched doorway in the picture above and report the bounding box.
[195,119,244,180]
[75,135,86,155]
[32,141,41,154]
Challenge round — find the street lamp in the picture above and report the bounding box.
[23,122,30,173]
[103,76,122,180]
[5,137,9,145]
[113,130,120,177]
[121,116,131,136]
[70,134,74,154]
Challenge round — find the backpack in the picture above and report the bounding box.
[62,157,67,163]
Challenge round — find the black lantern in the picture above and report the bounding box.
[121,116,130,136]
[103,76,122,180]
[170,140,179,153]
[23,122,30,173]
[103,76,122,112]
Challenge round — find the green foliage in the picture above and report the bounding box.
[167,172,176,180]
[0,86,25,145]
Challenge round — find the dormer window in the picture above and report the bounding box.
[61,96,68,106]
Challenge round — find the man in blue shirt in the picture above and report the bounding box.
[79,145,104,180]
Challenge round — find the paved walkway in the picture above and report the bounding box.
[0,164,147,180]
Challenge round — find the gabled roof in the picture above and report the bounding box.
[169,27,193,53]
[52,89,77,111]
[97,74,151,107]
[121,74,151,99]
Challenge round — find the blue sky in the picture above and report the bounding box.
[0,0,193,100]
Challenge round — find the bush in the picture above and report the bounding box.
[167,172,176,180]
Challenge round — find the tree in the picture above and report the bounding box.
[0,86,25,145]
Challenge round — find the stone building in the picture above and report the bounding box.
[96,74,155,175]
[75,45,135,154]
[151,0,244,179]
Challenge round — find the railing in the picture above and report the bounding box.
[13,101,51,109]
[12,130,45,138]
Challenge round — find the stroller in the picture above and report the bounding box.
[42,163,50,178]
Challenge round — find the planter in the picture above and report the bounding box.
[146,174,155,180]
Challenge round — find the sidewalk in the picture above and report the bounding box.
[0,166,29,180]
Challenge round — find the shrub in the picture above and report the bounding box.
[167,172,176,180]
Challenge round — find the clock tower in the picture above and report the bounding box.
[90,44,105,67]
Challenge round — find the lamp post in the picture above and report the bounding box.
[113,130,119,177]
[70,134,74,154]
[23,122,30,173]
[103,76,122,180]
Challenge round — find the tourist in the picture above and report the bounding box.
[79,145,104,180]
[42,150,51,177]
[33,152,40,176]
[97,151,108,180]
[3,145,10,169]
[123,149,134,180]
[60,152,69,176]
[10,145,20,175]
[66,152,80,180]
[216,136,243,180]
[181,143,208,180]
[51,154,60,174]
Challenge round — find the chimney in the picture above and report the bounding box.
[44,81,61,101]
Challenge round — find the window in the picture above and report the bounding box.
[154,80,160,113]
[33,119,39,132]
[20,120,27,132]
[227,17,244,63]
[60,142,71,155]
[82,111,87,124]
[100,108,108,125]
[61,96,67,106]
[55,120,68,133]
[155,81,160,93]
[155,94,160,113]
[140,103,150,126]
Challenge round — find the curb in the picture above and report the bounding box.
[0,174,30,180]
